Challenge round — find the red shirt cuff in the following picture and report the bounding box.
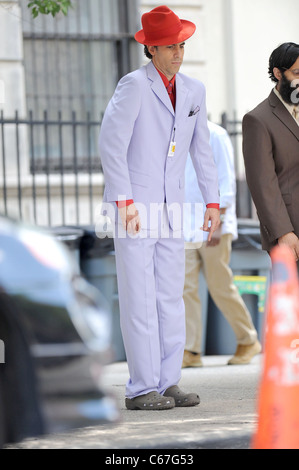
[116,199,134,208]
[206,203,220,210]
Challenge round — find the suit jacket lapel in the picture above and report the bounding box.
[175,73,188,119]
[147,61,175,116]
[269,90,299,141]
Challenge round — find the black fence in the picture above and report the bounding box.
[0,110,252,227]
[0,109,102,226]
[219,112,252,219]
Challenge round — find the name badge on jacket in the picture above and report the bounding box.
[168,141,176,157]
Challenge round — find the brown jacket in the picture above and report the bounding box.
[242,90,299,251]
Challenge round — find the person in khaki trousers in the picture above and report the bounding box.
[182,122,261,367]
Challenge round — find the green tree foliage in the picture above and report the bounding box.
[27,0,72,18]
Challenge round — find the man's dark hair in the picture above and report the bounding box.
[144,45,158,59]
[268,42,299,82]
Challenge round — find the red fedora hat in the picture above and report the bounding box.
[134,5,196,46]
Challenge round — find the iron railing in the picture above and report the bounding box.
[219,112,252,219]
[0,110,252,227]
[0,109,102,226]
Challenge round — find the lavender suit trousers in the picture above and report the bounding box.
[113,225,186,399]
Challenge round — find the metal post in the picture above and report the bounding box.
[0,110,7,215]
[29,110,37,224]
[72,111,79,225]
[15,110,22,219]
[221,112,228,130]
[87,111,93,224]
[58,110,65,225]
[44,110,51,226]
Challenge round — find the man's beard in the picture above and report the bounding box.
[279,72,299,106]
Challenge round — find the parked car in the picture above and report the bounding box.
[0,215,119,448]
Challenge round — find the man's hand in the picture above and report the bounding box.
[201,208,221,242]
[206,226,222,247]
[278,232,299,262]
[206,208,225,247]
[118,202,141,235]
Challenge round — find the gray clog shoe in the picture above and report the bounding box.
[125,391,175,410]
[164,385,200,407]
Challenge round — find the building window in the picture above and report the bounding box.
[19,0,140,173]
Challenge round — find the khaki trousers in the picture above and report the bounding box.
[183,233,257,354]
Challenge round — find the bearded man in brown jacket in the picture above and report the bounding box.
[242,42,299,262]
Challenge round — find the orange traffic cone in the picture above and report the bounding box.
[252,244,299,449]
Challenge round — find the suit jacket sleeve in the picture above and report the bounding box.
[99,74,141,202]
[242,112,294,242]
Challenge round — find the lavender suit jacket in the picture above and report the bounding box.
[99,61,219,232]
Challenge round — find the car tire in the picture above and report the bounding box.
[0,292,45,445]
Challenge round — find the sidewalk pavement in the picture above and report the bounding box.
[7,354,263,450]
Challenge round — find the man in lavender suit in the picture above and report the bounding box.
[99,5,220,410]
